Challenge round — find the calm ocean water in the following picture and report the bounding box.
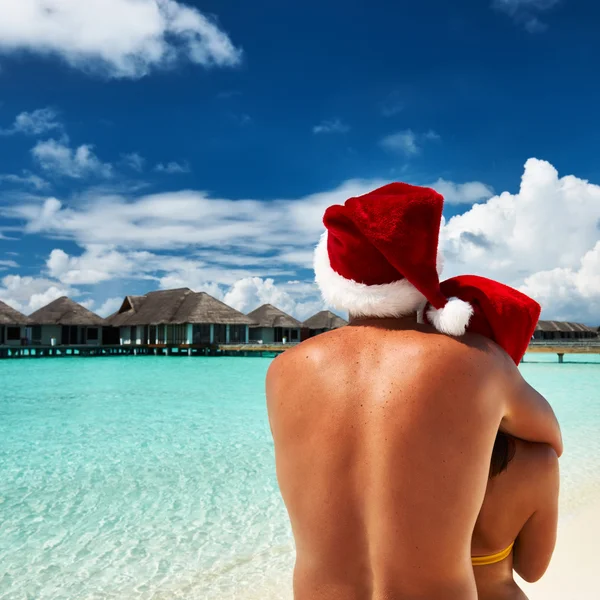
[1,355,599,599]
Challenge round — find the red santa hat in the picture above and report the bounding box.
[426,275,541,365]
[314,182,474,335]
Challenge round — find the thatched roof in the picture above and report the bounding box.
[107,295,146,327]
[29,297,106,326]
[536,320,597,333]
[0,300,31,325]
[107,288,254,326]
[247,304,301,329]
[303,310,348,330]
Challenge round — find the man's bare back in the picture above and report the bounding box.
[267,318,562,600]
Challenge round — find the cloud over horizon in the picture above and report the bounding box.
[1,158,599,324]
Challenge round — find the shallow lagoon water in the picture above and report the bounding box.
[0,356,598,599]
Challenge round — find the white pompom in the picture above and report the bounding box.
[427,297,473,336]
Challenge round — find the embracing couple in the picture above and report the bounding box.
[267,184,561,600]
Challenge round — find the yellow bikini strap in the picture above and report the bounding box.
[471,542,515,567]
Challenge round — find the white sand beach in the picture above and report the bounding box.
[519,499,600,599]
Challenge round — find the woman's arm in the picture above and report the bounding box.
[498,356,563,457]
[512,444,560,582]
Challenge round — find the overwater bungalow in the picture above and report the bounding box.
[107,288,253,345]
[533,320,598,341]
[246,304,302,343]
[302,310,348,338]
[0,300,32,346]
[28,296,107,345]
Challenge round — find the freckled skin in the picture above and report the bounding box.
[266,316,562,600]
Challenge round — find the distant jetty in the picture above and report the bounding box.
[0,292,597,361]
[0,290,347,359]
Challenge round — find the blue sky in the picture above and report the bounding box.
[0,0,599,323]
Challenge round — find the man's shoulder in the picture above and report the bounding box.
[267,329,511,390]
[267,336,325,388]
[267,335,330,381]
[412,330,509,372]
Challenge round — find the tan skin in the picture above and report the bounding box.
[266,316,562,600]
[473,439,560,600]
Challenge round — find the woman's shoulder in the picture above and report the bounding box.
[510,438,559,482]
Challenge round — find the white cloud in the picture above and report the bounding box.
[121,152,145,172]
[39,244,326,320]
[519,242,600,323]
[155,265,225,298]
[0,107,62,136]
[155,161,190,174]
[313,119,350,135]
[47,247,135,284]
[96,296,124,317]
[0,274,72,314]
[441,158,600,323]
[5,159,599,323]
[0,259,19,270]
[0,171,50,190]
[424,130,441,141]
[276,249,315,268]
[0,0,242,79]
[218,277,326,320]
[224,277,297,315]
[32,138,113,179]
[493,0,559,12]
[380,129,441,156]
[429,178,494,205]
[6,179,388,252]
[492,0,560,32]
[380,130,418,155]
[43,245,291,295]
[78,298,96,310]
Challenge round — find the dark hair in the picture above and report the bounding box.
[490,431,516,478]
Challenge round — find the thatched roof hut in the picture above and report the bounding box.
[29,297,106,326]
[535,320,597,334]
[246,304,301,329]
[0,300,31,325]
[534,320,598,339]
[108,288,254,326]
[303,310,348,330]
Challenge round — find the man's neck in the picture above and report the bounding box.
[348,313,420,330]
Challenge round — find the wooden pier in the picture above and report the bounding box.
[0,342,298,359]
[1,340,599,361]
[526,340,600,363]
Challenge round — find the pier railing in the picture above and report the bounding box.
[526,339,600,362]
[0,341,301,359]
[529,340,600,347]
[2,339,598,360]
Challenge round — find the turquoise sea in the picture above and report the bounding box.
[1,355,599,599]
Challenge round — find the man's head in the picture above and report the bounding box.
[314,182,473,335]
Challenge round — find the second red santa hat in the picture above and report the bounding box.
[428,275,541,365]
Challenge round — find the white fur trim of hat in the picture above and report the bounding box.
[314,232,446,319]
